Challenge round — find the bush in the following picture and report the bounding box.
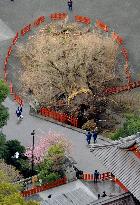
[110,114,140,140]
[0,133,6,159]
[0,104,9,128]
[43,172,60,183]
[82,120,96,132]
[0,80,9,103]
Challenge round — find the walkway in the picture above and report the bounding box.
[3,97,108,172]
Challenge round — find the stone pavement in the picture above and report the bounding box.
[1,0,140,172]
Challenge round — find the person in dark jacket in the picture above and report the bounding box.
[94,170,100,183]
[16,106,23,120]
[68,0,73,10]
[93,131,98,143]
[86,131,92,145]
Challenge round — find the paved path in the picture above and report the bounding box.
[1,0,140,172]
[2,97,108,172]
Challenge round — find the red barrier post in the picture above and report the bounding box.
[112,32,123,45]
[4,56,8,66]
[10,81,13,94]
[13,32,19,45]
[33,16,45,27]
[4,71,8,82]
[21,24,31,36]
[121,47,128,62]
[7,46,12,57]
[95,19,109,32]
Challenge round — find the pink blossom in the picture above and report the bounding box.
[25,132,71,164]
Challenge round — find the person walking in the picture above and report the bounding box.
[68,0,73,11]
[86,131,92,145]
[16,106,23,120]
[94,170,99,183]
[93,131,98,143]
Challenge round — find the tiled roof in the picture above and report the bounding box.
[90,134,140,201]
[41,188,95,205]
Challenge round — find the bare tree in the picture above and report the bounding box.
[16,23,126,127]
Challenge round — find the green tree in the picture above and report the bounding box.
[0,80,9,129]
[0,104,9,128]
[110,114,140,140]
[0,80,9,103]
[4,140,25,163]
[3,140,31,178]
[0,160,22,182]
[38,144,65,183]
[0,170,39,205]
[0,133,7,158]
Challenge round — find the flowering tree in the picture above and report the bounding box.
[25,132,71,164]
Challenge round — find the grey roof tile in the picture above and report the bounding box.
[90,140,140,202]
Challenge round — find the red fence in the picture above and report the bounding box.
[3,16,45,106]
[104,80,140,95]
[95,19,109,32]
[39,107,78,127]
[112,32,123,45]
[50,12,67,20]
[75,16,91,24]
[83,172,128,192]
[3,13,140,108]
[21,177,67,197]
[83,172,111,181]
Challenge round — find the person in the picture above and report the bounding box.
[93,131,98,143]
[86,131,92,145]
[16,106,23,120]
[19,105,23,113]
[68,0,73,11]
[94,170,99,183]
[102,191,107,197]
[98,194,100,199]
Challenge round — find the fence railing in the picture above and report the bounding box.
[39,107,78,127]
[82,172,128,192]
[82,172,111,181]
[21,177,67,197]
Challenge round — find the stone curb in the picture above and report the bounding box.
[29,111,112,144]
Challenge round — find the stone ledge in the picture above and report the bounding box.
[29,111,112,144]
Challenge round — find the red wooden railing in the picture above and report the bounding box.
[39,107,78,127]
[83,172,111,181]
[104,80,140,95]
[83,172,128,192]
[21,177,67,197]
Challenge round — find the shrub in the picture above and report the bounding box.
[82,120,96,132]
[110,114,140,140]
